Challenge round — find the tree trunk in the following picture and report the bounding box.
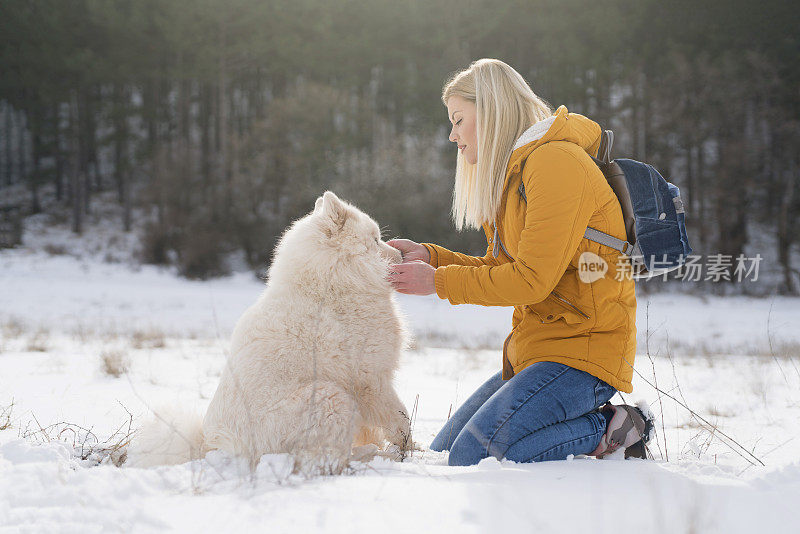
[81,88,91,216]
[123,168,132,232]
[685,142,695,214]
[30,107,42,214]
[86,85,101,195]
[112,83,133,231]
[199,82,211,206]
[714,135,748,290]
[17,108,28,190]
[113,83,127,204]
[53,103,64,202]
[70,91,83,234]
[697,140,707,251]
[178,74,191,147]
[3,102,13,186]
[633,68,647,161]
[777,161,798,294]
[218,17,230,221]
[144,78,159,163]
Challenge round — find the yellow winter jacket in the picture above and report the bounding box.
[422,105,637,393]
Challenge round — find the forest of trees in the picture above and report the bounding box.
[0,0,798,291]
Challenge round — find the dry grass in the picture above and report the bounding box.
[749,374,770,407]
[619,302,767,468]
[1,317,25,339]
[25,327,49,352]
[760,339,800,359]
[20,406,135,467]
[131,328,166,349]
[43,243,68,256]
[396,394,419,462]
[676,419,703,430]
[70,323,93,344]
[100,349,130,378]
[668,338,800,361]
[0,401,13,431]
[681,424,721,461]
[412,330,500,352]
[706,405,734,418]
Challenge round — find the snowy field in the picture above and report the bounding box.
[2,245,800,533]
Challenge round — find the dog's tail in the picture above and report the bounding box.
[126,405,209,468]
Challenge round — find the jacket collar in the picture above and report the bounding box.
[511,115,556,151]
[504,105,602,179]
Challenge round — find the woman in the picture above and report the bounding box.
[387,59,653,465]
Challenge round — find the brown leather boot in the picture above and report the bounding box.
[590,402,654,459]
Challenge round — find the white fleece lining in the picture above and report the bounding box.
[511,115,556,151]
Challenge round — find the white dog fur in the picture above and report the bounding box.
[127,191,411,474]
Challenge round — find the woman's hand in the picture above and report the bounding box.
[387,260,436,296]
[386,239,431,264]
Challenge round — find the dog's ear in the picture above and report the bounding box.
[320,191,348,230]
[314,196,324,215]
[321,191,341,210]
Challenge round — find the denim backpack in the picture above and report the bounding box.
[518,130,693,278]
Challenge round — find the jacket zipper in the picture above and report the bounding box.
[493,221,589,320]
[492,222,590,319]
[492,222,512,260]
[550,290,590,319]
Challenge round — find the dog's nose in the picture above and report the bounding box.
[383,246,402,264]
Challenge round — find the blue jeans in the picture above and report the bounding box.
[430,361,617,465]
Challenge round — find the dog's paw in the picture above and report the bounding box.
[388,435,424,452]
[350,444,380,463]
[386,426,414,449]
[376,444,403,461]
[377,439,422,461]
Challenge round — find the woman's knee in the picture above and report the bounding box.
[429,432,449,452]
[447,437,482,466]
[430,418,462,451]
[447,428,491,466]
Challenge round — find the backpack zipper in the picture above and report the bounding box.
[550,290,590,319]
[648,165,665,217]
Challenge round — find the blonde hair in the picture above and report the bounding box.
[442,59,553,230]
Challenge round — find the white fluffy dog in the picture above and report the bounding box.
[128,191,411,474]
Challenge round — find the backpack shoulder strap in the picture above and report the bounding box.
[597,129,613,164]
[517,129,614,200]
[584,226,635,256]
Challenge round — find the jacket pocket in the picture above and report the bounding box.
[526,291,589,325]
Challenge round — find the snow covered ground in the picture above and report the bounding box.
[2,247,800,533]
